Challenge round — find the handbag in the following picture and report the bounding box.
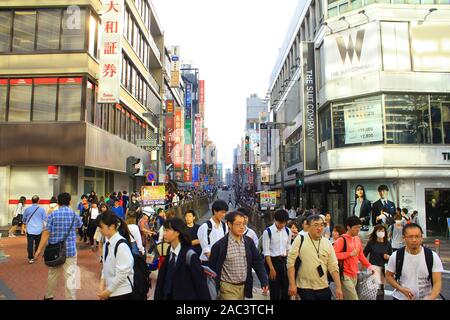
[356,271,379,300]
[44,214,76,267]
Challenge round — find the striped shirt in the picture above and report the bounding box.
[45,206,82,257]
[221,236,247,284]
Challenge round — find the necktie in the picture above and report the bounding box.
[104,242,110,260]
[163,252,177,298]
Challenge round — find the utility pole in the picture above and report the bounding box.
[266,121,295,209]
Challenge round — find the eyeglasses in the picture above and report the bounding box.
[404,236,422,240]
[311,223,324,228]
[232,222,245,227]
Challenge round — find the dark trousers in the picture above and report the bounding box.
[87,220,97,246]
[265,257,289,300]
[26,233,41,260]
[298,288,332,301]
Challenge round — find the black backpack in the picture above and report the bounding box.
[395,246,445,300]
[205,220,227,245]
[114,239,151,300]
[294,235,304,280]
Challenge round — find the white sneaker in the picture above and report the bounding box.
[29,259,34,264]
[8,234,16,238]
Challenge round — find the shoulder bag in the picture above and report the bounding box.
[44,214,76,267]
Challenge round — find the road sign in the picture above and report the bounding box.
[146,172,155,183]
[136,139,157,147]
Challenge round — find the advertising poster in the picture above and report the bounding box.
[344,101,383,144]
[260,191,277,210]
[141,186,166,206]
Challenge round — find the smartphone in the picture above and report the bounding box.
[317,265,324,277]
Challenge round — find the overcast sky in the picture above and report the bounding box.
[152,0,299,171]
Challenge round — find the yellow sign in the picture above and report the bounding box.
[141,186,166,205]
[170,70,180,87]
[260,191,277,208]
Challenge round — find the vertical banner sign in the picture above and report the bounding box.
[194,114,203,165]
[98,0,123,103]
[185,83,192,145]
[260,123,269,164]
[184,145,192,182]
[165,114,174,165]
[199,80,205,116]
[166,99,174,114]
[170,46,181,88]
[174,108,183,169]
[193,165,200,182]
[302,42,318,171]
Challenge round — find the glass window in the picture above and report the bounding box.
[109,105,115,134]
[37,9,61,51]
[61,8,86,50]
[12,11,36,52]
[0,11,12,52]
[115,105,121,135]
[431,95,450,144]
[84,168,95,177]
[94,86,102,127]
[385,94,431,144]
[0,79,7,121]
[86,81,94,123]
[33,78,57,121]
[8,79,32,122]
[333,96,384,148]
[319,106,332,144]
[88,14,98,58]
[443,101,450,144]
[58,78,82,121]
[127,62,133,92]
[127,14,133,41]
[102,104,109,131]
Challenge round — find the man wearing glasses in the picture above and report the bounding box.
[287,215,343,300]
[209,211,269,300]
[386,223,443,300]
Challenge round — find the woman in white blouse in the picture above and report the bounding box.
[97,211,134,300]
[125,211,145,256]
[8,196,26,237]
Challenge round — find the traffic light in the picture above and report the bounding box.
[296,171,304,187]
[126,156,139,177]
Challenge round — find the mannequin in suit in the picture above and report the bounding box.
[352,185,372,231]
[372,185,396,226]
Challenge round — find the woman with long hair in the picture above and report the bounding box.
[363,225,392,300]
[154,218,210,300]
[352,185,372,231]
[8,196,26,237]
[97,211,134,300]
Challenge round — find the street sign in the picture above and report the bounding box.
[146,172,155,183]
[172,56,179,62]
[136,139,157,147]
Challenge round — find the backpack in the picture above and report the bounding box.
[114,239,151,300]
[186,249,217,300]
[258,226,290,256]
[394,246,445,300]
[205,220,227,245]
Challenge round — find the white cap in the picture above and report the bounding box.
[143,206,155,216]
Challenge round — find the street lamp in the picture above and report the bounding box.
[265,121,296,208]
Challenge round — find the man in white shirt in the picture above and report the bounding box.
[197,200,229,265]
[237,207,259,248]
[288,207,297,220]
[262,209,291,300]
[386,223,443,300]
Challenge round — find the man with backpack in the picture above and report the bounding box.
[334,216,376,300]
[209,211,268,300]
[197,200,229,265]
[287,215,343,300]
[237,207,259,248]
[386,223,443,300]
[262,209,291,300]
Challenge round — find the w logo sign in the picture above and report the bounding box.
[336,30,365,64]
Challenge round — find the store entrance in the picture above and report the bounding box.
[425,189,450,237]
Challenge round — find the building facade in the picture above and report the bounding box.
[267,0,450,236]
[0,0,164,226]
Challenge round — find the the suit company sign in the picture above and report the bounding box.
[324,21,381,81]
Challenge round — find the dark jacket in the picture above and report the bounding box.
[154,245,211,300]
[372,199,396,226]
[209,234,269,299]
[352,199,372,226]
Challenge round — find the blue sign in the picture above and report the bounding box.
[172,56,179,62]
[146,172,155,182]
[185,83,192,120]
[193,166,200,182]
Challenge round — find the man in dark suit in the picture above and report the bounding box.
[209,211,269,300]
[372,185,396,226]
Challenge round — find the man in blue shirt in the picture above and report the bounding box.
[111,198,125,220]
[35,193,82,300]
[22,195,47,264]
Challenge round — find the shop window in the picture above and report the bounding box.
[0,11,12,52]
[58,78,82,121]
[37,9,61,51]
[0,80,7,121]
[12,11,36,52]
[33,78,57,121]
[61,8,86,50]
[8,79,32,122]
[385,94,431,144]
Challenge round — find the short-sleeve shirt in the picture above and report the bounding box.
[386,248,444,300]
[46,206,83,257]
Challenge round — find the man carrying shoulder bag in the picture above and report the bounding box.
[35,193,83,300]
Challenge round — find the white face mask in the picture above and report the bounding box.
[395,220,402,224]
[376,232,385,239]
